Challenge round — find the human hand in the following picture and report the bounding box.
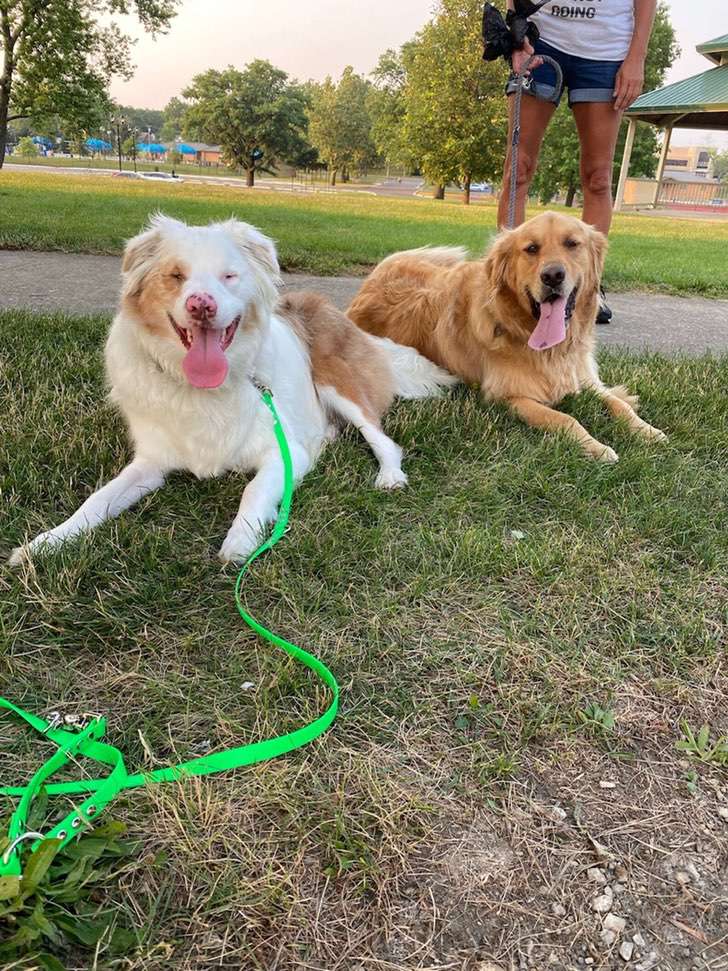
[511,38,543,76]
[613,52,645,111]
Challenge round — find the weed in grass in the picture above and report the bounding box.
[677,721,728,767]
[0,822,138,968]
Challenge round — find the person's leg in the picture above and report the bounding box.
[498,94,557,229]
[572,101,623,234]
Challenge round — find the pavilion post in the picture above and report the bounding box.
[651,124,674,208]
[614,118,637,212]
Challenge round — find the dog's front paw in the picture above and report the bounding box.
[8,546,29,568]
[218,525,261,565]
[589,443,619,464]
[375,468,408,490]
[637,422,668,444]
[8,532,59,568]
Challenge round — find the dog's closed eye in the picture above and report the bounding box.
[564,238,580,249]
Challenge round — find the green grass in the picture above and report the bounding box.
[2,169,728,293]
[1,310,727,967]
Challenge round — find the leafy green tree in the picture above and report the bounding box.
[533,0,679,204]
[160,96,187,141]
[367,46,419,174]
[401,0,509,204]
[0,1,179,168]
[183,60,309,186]
[15,133,37,155]
[308,67,377,185]
[710,149,728,183]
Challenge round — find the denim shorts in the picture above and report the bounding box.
[506,38,622,106]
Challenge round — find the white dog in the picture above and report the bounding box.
[10,215,454,566]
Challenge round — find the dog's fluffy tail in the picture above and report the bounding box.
[373,336,458,399]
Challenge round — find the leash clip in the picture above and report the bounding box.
[2,831,45,865]
[44,710,100,734]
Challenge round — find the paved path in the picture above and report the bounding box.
[2,250,727,355]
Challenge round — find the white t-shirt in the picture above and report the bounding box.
[532,1,635,62]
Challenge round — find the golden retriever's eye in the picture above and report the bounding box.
[564,238,580,249]
[524,242,539,255]
[169,270,185,282]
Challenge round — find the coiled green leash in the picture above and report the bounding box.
[0,390,340,884]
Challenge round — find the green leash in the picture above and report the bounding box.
[0,390,340,883]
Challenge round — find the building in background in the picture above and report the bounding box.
[664,145,715,179]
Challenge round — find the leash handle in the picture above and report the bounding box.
[0,390,339,879]
[507,53,564,229]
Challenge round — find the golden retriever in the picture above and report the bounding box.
[348,211,667,462]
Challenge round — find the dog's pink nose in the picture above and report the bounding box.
[185,292,218,321]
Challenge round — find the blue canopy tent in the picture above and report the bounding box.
[31,136,53,148]
[176,143,197,155]
[136,142,167,155]
[85,137,112,152]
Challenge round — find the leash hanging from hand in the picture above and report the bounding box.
[0,390,340,884]
[508,54,564,229]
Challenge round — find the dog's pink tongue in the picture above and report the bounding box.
[528,297,568,351]
[182,325,228,388]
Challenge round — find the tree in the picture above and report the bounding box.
[308,67,377,185]
[160,96,187,141]
[15,134,37,155]
[0,1,179,169]
[183,60,309,186]
[710,149,728,183]
[533,1,679,203]
[401,0,509,204]
[367,47,418,174]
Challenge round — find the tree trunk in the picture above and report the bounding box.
[433,184,445,200]
[246,167,255,187]
[330,169,337,187]
[565,181,577,207]
[0,55,13,172]
[462,176,471,206]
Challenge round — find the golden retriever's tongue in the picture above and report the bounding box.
[182,325,229,388]
[528,297,567,351]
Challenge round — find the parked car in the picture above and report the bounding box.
[112,171,142,179]
[470,182,494,194]
[140,172,184,184]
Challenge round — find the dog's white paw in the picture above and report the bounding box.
[375,468,408,490]
[595,445,619,464]
[8,546,28,568]
[218,525,261,565]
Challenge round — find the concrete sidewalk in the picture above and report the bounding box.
[2,249,727,355]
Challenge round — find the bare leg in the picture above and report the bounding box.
[9,458,166,564]
[572,102,624,235]
[219,445,312,564]
[498,94,557,229]
[318,386,407,490]
[595,385,668,442]
[507,395,618,463]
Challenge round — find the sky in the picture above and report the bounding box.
[109,0,728,149]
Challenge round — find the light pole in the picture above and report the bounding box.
[113,114,126,172]
[131,127,137,172]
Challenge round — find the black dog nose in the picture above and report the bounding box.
[540,264,566,290]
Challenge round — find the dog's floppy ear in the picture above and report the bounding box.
[483,229,515,292]
[121,213,182,298]
[222,219,281,284]
[584,224,608,294]
[122,227,162,299]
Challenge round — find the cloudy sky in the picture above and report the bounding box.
[110,0,727,148]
